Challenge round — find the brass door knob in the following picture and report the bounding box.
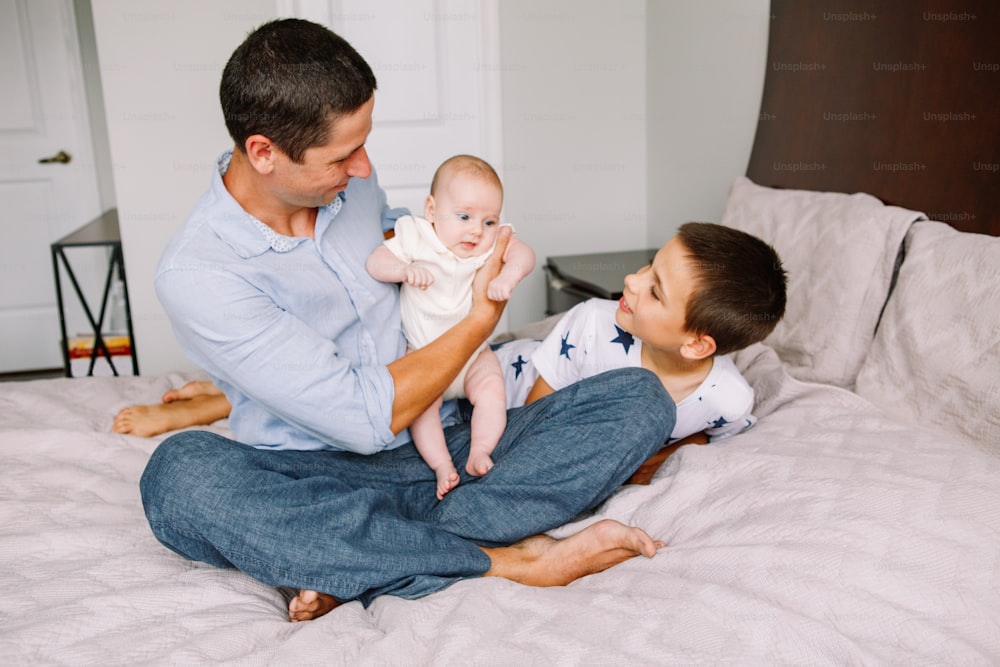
[38,150,72,164]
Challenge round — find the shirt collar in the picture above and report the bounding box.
[207,150,346,258]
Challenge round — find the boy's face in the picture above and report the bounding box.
[424,172,503,259]
[616,236,698,351]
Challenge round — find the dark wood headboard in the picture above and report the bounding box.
[746,0,1000,236]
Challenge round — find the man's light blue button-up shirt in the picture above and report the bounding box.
[155,151,437,453]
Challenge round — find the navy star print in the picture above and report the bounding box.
[559,334,575,360]
[610,325,635,354]
[511,354,527,379]
[710,416,731,429]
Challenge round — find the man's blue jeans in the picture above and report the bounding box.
[140,368,675,606]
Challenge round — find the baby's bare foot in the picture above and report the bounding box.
[436,467,460,500]
[288,589,339,622]
[466,454,494,477]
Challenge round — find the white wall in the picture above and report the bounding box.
[497,0,649,329]
[90,0,769,374]
[90,0,278,375]
[646,0,770,247]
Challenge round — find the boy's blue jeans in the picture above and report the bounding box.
[140,368,675,606]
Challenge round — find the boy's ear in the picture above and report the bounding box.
[424,194,436,221]
[681,333,717,361]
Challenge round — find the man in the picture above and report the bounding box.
[140,17,674,621]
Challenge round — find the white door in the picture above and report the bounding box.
[288,0,503,208]
[0,0,103,374]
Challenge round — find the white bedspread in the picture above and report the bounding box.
[2,351,999,665]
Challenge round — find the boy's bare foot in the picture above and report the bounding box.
[436,466,460,500]
[288,589,339,622]
[465,453,494,477]
[482,519,663,587]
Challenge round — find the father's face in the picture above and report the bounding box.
[272,95,374,208]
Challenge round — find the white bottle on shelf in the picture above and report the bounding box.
[106,279,127,335]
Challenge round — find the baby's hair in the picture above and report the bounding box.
[677,222,787,356]
[430,155,503,199]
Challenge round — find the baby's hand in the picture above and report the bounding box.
[404,264,434,289]
[487,277,517,301]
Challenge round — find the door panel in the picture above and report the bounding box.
[329,0,503,213]
[0,0,103,373]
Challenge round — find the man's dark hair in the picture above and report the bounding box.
[220,18,377,163]
[678,222,787,356]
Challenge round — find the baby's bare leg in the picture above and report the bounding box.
[112,392,231,437]
[463,349,506,476]
[409,395,460,500]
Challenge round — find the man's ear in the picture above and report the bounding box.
[681,333,717,361]
[244,135,277,174]
[423,194,436,222]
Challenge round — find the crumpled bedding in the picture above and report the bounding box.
[2,348,999,665]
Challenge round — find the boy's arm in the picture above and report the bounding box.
[524,375,555,404]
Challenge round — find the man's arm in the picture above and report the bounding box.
[386,226,511,433]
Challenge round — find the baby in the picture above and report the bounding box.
[366,155,535,499]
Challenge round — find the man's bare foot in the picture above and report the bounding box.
[288,589,339,622]
[465,453,494,477]
[481,519,664,588]
[111,393,231,437]
[436,466,460,500]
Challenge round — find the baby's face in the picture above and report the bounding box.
[425,174,503,259]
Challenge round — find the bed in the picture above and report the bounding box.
[3,2,999,664]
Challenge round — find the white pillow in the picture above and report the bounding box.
[721,176,923,388]
[855,221,1000,454]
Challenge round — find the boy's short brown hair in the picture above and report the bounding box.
[677,222,787,356]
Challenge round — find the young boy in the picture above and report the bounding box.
[495,222,786,449]
[366,155,535,499]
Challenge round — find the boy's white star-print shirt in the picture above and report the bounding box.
[494,298,756,442]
